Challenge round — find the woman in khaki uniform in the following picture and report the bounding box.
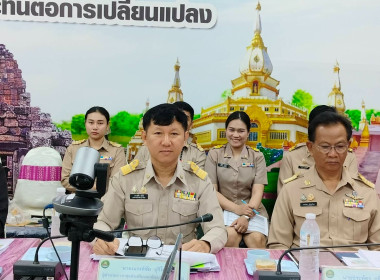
[205,111,268,248]
[61,106,126,193]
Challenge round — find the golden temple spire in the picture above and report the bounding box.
[167,58,183,103]
[333,60,341,90]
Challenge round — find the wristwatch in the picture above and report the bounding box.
[242,215,250,220]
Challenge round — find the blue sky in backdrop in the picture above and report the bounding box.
[1,0,379,121]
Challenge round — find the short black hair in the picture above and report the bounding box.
[308,111,352,142]
[143,103,188,132]
[173,101,194,120]
[85,106,110,123]
[309,105,336,123]
[226,111,250,131]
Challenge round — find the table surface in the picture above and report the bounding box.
[0,238,289,280]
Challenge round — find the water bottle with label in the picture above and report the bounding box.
[51,187,66,237]
[299,213,320,280]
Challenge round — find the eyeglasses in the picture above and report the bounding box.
[123,235,164,256]
[315,143,349,154]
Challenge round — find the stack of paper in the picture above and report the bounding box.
[91,238,220,272]
[0,239,14,255]
[223,210,268,236]
[357,250,380,268]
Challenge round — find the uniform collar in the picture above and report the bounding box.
[86,138,109,152]
[224,143,248,159]
[302,166,356,192]
[143,159,187,187]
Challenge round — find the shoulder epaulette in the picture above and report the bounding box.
[358,173,375,188]
[187,161,207,180]
[348,148,353,153]
[121,159,139,175]
[72,139,86,145]
[253,148,260,152]
[289,142,306,152]
[109,141,122,147]
[196,143,204,152]
[283,173,299,184]
[212,145,224,149]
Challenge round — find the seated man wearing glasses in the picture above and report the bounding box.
[93,103,227,255]
[277,105,358,195]
[268,111,380,250]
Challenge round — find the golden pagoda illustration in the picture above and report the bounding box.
[167,59,183,103]
[359,122,370,148]
[192,2,308,149]
[327,61,346,114]
[359,99,368,130]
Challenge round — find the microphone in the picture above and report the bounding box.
[110,213,213,233]
[255,242,380,280]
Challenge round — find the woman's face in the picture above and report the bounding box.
[85,112,109,141]
[226,119,249,149]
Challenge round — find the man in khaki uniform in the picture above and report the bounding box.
[61,139,126,192]
[268,111,380,251]
[134,101,206,168]
[277,105,358,194]
[277,143,358,194]
[93,104,227,255]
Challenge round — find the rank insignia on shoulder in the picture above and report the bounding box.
[253,148,259,152]
[196,143,204,152]
[213,145,224,149]
[348,148,353,152]
[188,161,207,180]
[358,173,375,188]
[121,159,139,175]
[283,173,299,184]
[72,139,86,145]
[109,141,121,147]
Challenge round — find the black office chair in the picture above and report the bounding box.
[0,164,9,238]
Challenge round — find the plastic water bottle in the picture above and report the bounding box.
[51,187,66,236]
[299,213,320,280]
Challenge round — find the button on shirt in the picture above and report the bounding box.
[94,159,227,254]
[205,144,268,216]
[268,166,380,251]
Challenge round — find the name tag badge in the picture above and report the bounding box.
[217,163,230,168]
[300,202,317,207]
[130,194,148,199]
[298,165,310,170]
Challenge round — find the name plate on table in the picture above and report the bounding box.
[322,266,380,279]
[97,258,190,280]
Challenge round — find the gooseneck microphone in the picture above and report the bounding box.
[256,242,380,280]
[110,213,213,233]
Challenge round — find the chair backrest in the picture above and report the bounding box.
[12,147,62,216]
[0,164,8,238]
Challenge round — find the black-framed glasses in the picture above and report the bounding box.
[315,143,349,154]
[123,235,164,255]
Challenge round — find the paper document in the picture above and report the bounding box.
[0,239,14,255]
[357,250,380,268]
[91,238,220,272]
[223,210,268,236]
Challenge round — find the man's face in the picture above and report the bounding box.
[307,123,350,174]
[142,120,188,166]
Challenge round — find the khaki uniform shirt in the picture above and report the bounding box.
[205,144,268,217]
[268,166,380,251]
[94,159,227,254]
[134,140,206,169]
[277,143,358,194]
[61,139,126,192]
